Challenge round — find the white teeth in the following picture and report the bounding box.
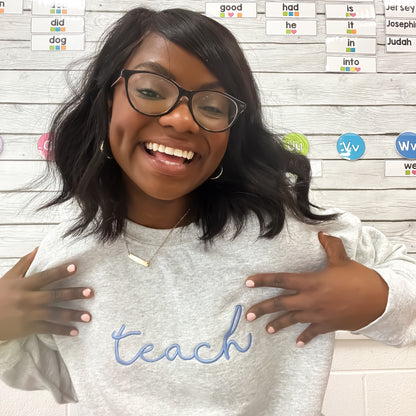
[144,142,195,160]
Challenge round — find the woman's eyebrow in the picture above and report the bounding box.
[133,61,223,90]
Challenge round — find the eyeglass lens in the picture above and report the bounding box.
[126,72,239,132]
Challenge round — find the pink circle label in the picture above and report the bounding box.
[37,133,53,160]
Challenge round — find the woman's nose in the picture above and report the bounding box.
[158,98,200,134]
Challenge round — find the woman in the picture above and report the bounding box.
[1,7,415,415]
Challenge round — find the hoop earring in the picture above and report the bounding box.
[210,166,223,180]
[100,140,113,160]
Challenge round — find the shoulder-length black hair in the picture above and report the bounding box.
[45,7,336,242]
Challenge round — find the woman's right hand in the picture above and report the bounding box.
[0,248,94,341]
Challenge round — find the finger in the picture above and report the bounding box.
[318,232,350,266]
[29,287,94,306]
[31,307,92,324]
[24,263,77,290]
[2,247,39,280]
[265,310,312,334]
[28,321,79,337]
[296,323,330,347]
[246,294,300,321]
[246,273,305,291]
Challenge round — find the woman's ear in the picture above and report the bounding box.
[107,98,113,122]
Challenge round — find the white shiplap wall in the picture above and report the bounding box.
[0,1,415,415]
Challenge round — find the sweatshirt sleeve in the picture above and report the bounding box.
[333,212,416,347]
[0,225,78,403]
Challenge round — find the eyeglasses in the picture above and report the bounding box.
[111,70,246,133]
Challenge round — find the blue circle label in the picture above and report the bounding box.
[337,133,365,160]
[396,132,416,159]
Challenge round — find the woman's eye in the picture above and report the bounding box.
[136,88,164,100]
[200,105,225,117]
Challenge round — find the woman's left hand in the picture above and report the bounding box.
[245,232,389,347]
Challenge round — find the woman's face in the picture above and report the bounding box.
[109,33,229,213]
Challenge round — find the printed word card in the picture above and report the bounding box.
[326,3,376,18]
[385,0,416,17]
[386,35,416,50]
[31,33,85,51]
[326,36,376,53]
[266,2,316,18]
[32,0,85,15]
[0,0,23,14]
[205,2,257,18]
[326,56,377,72]
[385,160,416,176]
[31,16,85,33]
[326,19,376,35]
[385,18,416,35]
[266,19,317,35]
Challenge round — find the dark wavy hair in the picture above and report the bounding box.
[44,7,336,242]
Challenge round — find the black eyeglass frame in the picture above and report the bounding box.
[112,69,247,133]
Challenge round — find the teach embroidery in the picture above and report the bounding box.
[112,305,252,365]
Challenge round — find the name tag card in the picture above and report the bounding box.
[266,2,316,18]
[32,0,85,15]
[31,17,84,33]
[326,3,376,18]
[326,36,376,53]
[385,0,416,17]
[386,36,416,50]
[326,56,377,72]
[385,19,416,34]
[0,0,23,14]
[326,19,376,35]
[31,33,85,51]
[266,19,317,35]
[385,160,416,176]
[205,2,257,18]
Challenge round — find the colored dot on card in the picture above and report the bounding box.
[0,8,4,13]
[286,29,291,34]
[346,13,350,16]
[341,67,346,71]
[50,9,55,13]
[220,12,225,17]
[289,11,293,16]
[61,45,66,50]
[352,30,357,34]
[283,11,288,15]
[406,170,411,175]
[351,47,355,52]
[346,67,351,71]
[295,12,299,16]
[237,13,242,17]
[49,45,54,50]
[62,9,67,14]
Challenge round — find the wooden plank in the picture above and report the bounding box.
[1,189,414,224]
[311,161,416,189]
[1,41,416,73]
[310,190,416,220]
[1,104,415,135]
[2,71,416,106]
[0,134,406,160]
[1,159,416,192]
[0,220,414,259]
[0,13,397,44]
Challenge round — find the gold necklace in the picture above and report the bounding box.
[124,209,190,267]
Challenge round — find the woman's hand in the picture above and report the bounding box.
[0,248,94,341]
[245,232,389,346]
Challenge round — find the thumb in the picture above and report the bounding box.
[318,232,350,266]
[2,247,38,280]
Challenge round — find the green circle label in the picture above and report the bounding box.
[282,133,309,156]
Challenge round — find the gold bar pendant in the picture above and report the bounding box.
[128,252,149,267]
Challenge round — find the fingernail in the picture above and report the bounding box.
[82,288,92,297]
[67,264,76,273]
[246,280,255,288]
[246,312,256,322]
[70,329,78,337]
[321,232,329,236]
[296,341,305,348]
[267,326,275,334]
[81,313,91,322]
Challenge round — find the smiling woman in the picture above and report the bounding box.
[0,6,416,416]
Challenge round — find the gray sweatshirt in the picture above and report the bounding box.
[1,211,415,415]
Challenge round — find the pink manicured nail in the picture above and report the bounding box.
[246,280,255,288]
[296,341,305,348]
[82,288,92,297]
[81,313,91,322]
[70,329,78,337]
[267,326,275,334]
[246,313,256,322]
[67,264,76,273]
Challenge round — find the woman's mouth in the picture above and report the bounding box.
[144,142,195,165]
